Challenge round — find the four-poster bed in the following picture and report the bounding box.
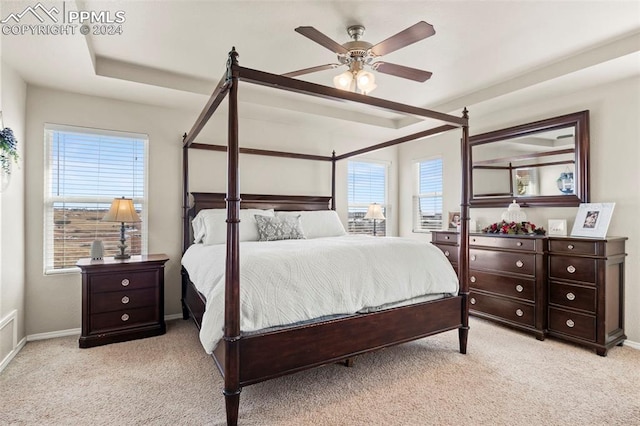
[181,48,471,426]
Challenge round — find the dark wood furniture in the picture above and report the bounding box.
[431,230,460,275]
[468,234,547,341]
[77,254,169,348]
[547,236,626,356]
[468,110,590,208]
[432,230,627,355]
[181,49,471,426]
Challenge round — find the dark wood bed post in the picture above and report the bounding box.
[181,134,190,320]
[224,47,242,426]
[182,134,190,254]
[331,150,336,210]
[458,107,470,354]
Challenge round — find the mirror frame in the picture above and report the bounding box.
[468,110,590,207]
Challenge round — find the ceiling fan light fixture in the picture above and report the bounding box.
[355,70,376,94]
[333,70,353,90]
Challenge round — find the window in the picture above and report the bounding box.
[413,157,443,232]
[44,124,148,273]
[347,160,388,236]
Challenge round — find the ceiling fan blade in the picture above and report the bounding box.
[282,64,341,78]
[295,26,349,54]
[370,21,435,57]
[372,62,432,82]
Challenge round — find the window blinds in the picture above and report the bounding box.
[413,158,443,232]
[44,124,148,273]
[347,161,388,236]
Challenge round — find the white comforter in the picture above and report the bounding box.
[181,235,458,353]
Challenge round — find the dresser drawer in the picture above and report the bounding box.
[469,292,535,327]
[90,270,158,293]
[91,287,158,314]
[469,235,537,251]
[549,239,598,256]
[433,232,459,244]
[549,256,596,284]
[469,270,535,302]
[90,306,159,334]
[434,244,459,264]
[549,281,596,313]
[548,307,596,342]
[470,248,536,276]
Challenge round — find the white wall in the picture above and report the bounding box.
[23,86,397,335]
[0,62,27,368]
[399,75,640,344]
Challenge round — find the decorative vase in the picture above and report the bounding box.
[90,240,104,260]
[501,200,527,223]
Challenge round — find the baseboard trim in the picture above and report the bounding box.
[623,339,640,350]
[26,313,184,342]
[27,328,81,342]
[0,336,26,373]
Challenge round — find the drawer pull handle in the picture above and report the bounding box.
[516,242,522,247]
[567,265,576,274]
[471,255,476,261]
[515,284,524,293]
[567,244,574,250]
[515,309,524,317]
[121,278,130,287]
[566,292,576,301]
[445,236,450,240]
[471,238,476,243]
[470,276,477,283]
[566,319,575,328]
[470,298,476,305]
[515,260,524,268]
[121,313,130,322]
[444,250,450,257]
[121,296,130,304]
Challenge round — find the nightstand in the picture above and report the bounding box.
[77,254,169,348]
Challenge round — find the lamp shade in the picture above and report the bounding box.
[364,203,385,220]
[102,197,141,223]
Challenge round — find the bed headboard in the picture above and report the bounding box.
[183,192,332,252]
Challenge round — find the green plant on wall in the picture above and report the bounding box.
[0,127,19,175]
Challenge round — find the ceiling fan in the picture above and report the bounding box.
[283,21,435,94]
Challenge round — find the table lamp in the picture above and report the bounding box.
[102,197,141,259]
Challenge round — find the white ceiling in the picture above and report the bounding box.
[2,0,639,135]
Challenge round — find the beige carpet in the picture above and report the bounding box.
[1,317,639,426]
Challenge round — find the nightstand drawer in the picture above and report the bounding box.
[434,244,458,264]
[90,270,158,293]
[548,307,596,342]
[469,235,537,251]
[549,256,596,284]
[549,282,596,313]
[470,248,536,276]
[469,292,535,327]
[91,287,158,314]
[549,240,597,256]
[469,270,535,302]
[90,306,159,333]
[433,232,459,244]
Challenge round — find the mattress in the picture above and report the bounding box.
[181,235,459,353]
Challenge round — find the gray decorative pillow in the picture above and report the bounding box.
[255,214,305,241]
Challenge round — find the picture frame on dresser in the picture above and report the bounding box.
[570,203,615,238]
[548,219,567,236]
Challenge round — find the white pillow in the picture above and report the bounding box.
[192,208,275,245]
[275,210,346,239]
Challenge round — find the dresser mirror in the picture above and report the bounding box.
[469,110,590,207]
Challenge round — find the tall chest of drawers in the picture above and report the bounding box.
[547,237,627,356]
[468,234,547,340]
[77,254,169,348]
